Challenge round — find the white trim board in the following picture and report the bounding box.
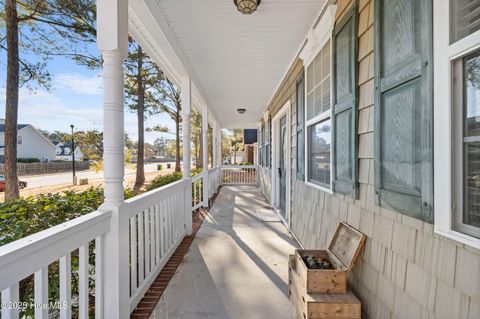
[271,101,292,229]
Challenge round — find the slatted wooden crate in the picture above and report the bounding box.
[292,222,366,294]
[289,271,361,319]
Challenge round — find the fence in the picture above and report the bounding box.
[0,161,90,176]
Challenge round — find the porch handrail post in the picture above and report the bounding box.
[202,106,209,207]
[97,0,129,318]
[181,75,193,235]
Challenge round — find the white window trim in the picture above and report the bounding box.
[302,33,334,193]
[434,1,480,249]
[298,4,336,193]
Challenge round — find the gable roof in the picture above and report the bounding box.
[0,124,29,132]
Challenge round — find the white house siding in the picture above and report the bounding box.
[260,1,480,318]
[0,126,56,161]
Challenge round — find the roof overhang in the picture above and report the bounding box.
[128,0,327,128]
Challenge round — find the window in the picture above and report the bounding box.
[435,0,480,247]
[258,119,270,167]
[453,50,480,238]
[374,0,432,222]
[296,74,305,180]
[305,40,332,189]
[451,0,480,43]
[308,119,331,187]
[17,135,22,145]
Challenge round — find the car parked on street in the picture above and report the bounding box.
[0,175,27,192]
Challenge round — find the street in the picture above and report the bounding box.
[21,162,175,189]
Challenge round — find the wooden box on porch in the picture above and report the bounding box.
[289,222,366,294]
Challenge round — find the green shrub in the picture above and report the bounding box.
[17,158,40,163]
[146,172,183,191]
[0,187,139,318]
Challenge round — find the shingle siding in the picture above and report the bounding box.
[258,0,480,318]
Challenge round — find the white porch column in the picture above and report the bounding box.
[202,106,209,207]
[181,76,193,235]
[97,0,129,318]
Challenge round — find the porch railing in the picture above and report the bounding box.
[0,210,111,319]
[221,165,258,185]
[126,179,189,311]
[0,164,257,318]
[191,171,206,211]
[208,167,221,198]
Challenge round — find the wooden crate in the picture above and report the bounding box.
[289,255,361,319]
[292,222,366,294]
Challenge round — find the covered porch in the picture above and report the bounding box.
[148,185,298,319]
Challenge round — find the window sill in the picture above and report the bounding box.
[434,226,480,250]
[305,180,333,195]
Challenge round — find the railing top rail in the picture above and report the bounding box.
[191,171,206,181]
[221,165,257,169]
[0,210,111,290]
[125,179,189,216]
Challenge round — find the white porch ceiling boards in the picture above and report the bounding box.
[146,0,327,128]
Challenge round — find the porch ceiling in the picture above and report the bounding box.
[142,0,326,128]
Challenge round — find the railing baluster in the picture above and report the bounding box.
[160,202,165,257]
[150,207,155,271]
[155,203,160,263]
[95,236,104,319]
[144,209,151,275]
[138,212,145,283]
[79,244,89,319]
[60,253,72,319]
[130,216,137,295]
[2,283,20,319]
[34,267,48,319]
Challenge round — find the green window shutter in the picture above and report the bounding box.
[374,0,433,223]
[296,73,305,181]
[332,6,358,197]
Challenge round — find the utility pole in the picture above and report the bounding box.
[71,124,76,185]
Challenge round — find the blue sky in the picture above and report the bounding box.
[0,38,176,145]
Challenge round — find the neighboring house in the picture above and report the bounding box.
[54,142,85,161]
[0,119,56,162]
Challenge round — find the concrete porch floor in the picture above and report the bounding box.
[149,185,299,319]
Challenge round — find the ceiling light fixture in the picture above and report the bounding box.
[234,0,261,15]
[237,108,247,114]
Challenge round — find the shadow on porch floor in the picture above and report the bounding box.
[149,185,299,319]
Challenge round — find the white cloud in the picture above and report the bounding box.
[54,73,103,96]
[0,87,103,131]
[0,87,176,144]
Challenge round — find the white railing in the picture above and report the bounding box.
[0,164,259,318]
[208,166,221,198]
[221,165,258,185]
[191,171,206,211]
[0,210,111,319]
[126,179,189,312]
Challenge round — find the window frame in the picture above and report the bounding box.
[434,0,480,248]
[304,37,334,193]
[296,73,306,181]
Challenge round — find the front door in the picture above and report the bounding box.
[279,115,287,218]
